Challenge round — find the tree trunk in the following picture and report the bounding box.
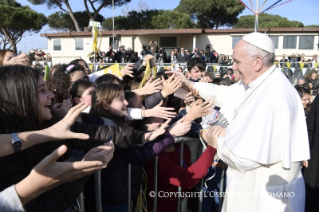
[63,0,81,32]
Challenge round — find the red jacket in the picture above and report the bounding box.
[145,143,216,212]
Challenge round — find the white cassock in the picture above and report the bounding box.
[194,65,310,212]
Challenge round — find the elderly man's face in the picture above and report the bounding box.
[232,40,257,86]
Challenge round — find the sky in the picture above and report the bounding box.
[14,0,319,53]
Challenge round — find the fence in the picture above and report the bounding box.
[77,136,227,212]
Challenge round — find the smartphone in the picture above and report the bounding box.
[174,88,189,100]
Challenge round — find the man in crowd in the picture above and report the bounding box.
[106,46,117,63]
[171,32,310,212]
[148,41,158,57]
[185,57,206,82]
[188,47,202,59]
[117,45,125,63]
[177,47,188,63]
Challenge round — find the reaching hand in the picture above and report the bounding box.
[83,141,114,164]
[161,75,182,98]
[302,160,308,168]
[145,101,176,119]
[15,145,107,205]
[144,119,171,141]
[120,63,134,78]
[186,99,214,121]
[189,87,202,99]
[168,117,191,137]
[184,92,195,106]
[142,77,163,95]
[52,99,72,119]
[165,70,191,87]
[44,102,90,141]
[203,126,226,149]
[6,53,31,66]
[199,76,212,83]
[144,55,154,62]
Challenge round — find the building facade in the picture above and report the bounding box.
[41,28,319,64]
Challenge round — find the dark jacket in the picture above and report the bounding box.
[0,113,145,212]
[304,95,319,212]
[177,53,188,63]
[83,115,174,208]
[106,50,117,63]
[142,92,165,109]
[309,79,319,96]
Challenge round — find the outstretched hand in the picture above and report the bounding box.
[145,100,176,119]
[15,144,108,205]
[168,117,191,137]
[120,63,134,78]
[44,102,90,141]
[144,119,171,141]
[161,75,182,98]
[203,126,226,149]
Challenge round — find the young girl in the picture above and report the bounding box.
[85,83,191,211]
[0,65,167,212]
[69,80,95,113]
[52,64,88,103]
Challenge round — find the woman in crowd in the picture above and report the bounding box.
[305,70,319,97]
[295,86,311,116]
[0,103,113,211]
[0,65,169,212]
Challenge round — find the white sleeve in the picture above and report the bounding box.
[193,82,232,108]
[0,185,25,212]
[217,136,261,172]
[127,108,142,120]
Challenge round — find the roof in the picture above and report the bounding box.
[40,28,319,38]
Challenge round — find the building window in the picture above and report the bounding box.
[299,36,314,49]
[75,38,83,50]
[269,36,278,49]
[53,39,61,51]
[232,37,241,49]
[160,37,177,48]
[283,36,297,49]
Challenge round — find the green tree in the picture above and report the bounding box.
[48,11,104,32]
[84,0,131,22]
[233,13,304,28]
[151,10,194,29]
[27,0,81,32]
[304,25,319,28]
[0,0,47,53]
[175,0,245,29]
[102,10,160,30]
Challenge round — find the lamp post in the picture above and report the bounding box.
[254,0,259,32]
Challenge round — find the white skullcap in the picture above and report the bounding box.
[242,32,275,54]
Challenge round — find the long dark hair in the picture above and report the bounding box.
[0,65,42,132]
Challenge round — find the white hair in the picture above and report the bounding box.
[245,42,275,67]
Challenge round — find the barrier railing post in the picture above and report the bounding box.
[219,163,226,212]
[177,141,184,212]
[127,163,131,212]
[198,144,205,212]
[153,156,158,212]
[94,171,102,212]
[78,192,85,212]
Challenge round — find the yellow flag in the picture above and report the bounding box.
[274,62,278,66]
[286,62,291,68]
[102,64,122,80]
[139,61,152,88]
[213,66,217,72]
[299,63,305,69]
[89,64,94,71]
[152,67,157,78]
[315,62,319,69]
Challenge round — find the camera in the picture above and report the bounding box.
[205,44,212,53]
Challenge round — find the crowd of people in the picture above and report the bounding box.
[0,31,318,212]
[88,41,220,66]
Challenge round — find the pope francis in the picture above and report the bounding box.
[171,32,310,212]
